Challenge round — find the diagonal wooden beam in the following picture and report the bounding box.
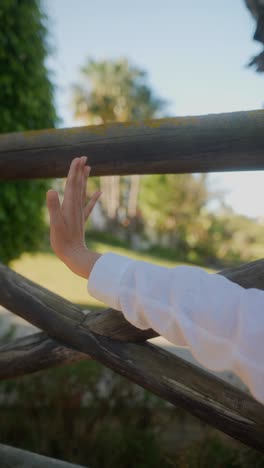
[0,260,264,451]
[1,257,263,379]
[0,332,87,378]
[0,109,264,180]
[0,309,157,380]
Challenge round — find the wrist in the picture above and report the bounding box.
[64,247,101,279]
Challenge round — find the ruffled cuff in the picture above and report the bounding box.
[87,252,134,310]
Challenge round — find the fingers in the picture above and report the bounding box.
[77,156,87,203]
[84,191,102,222]
[65,157,79,190]
[82,164,91,205]
[63,156,87,209]
[62,156,99,222]
[46,190,63,226]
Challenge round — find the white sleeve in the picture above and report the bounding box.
[87,252,264,403]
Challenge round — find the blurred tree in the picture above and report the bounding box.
[207,208,264,265]
[0,0,57,264]
[71,58,166,230]
[139,173,212,253]
[71,58,261,266]
[245,0,264,72]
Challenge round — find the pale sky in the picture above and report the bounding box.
[44,0,264,219]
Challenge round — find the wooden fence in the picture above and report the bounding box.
[0,110,264,464]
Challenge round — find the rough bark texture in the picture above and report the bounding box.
[0,260,264,451]
[1,110,264,180]
[0,309,158,379]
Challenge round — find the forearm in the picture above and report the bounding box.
[87,253,264,403]
[88,253,240,344]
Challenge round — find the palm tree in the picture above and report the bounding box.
[71,58,167,229]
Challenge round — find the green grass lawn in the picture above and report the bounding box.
[10,240,214,310]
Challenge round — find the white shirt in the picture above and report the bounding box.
[87,253,264,404]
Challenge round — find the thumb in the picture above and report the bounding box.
[46,190,62,225]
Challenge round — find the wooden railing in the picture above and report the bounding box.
[1,109,264,180]
[0,110,264,462]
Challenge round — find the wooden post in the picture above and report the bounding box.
[0,260,264,451]
[0,109,264,180]
[0,258,262,378]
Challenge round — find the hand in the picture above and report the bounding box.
[46,156,102,278]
